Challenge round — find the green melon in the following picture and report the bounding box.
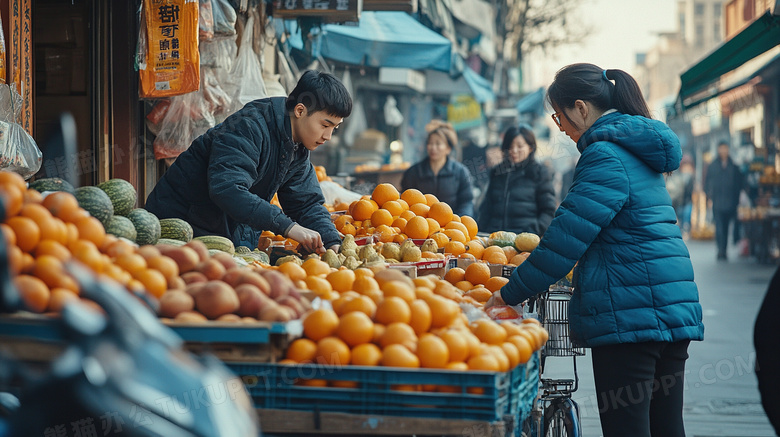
[106,215,137,242]
[97,178,137,216]
[29,178,76,194]
[128,208,161,245]
[159,218,194,242]
[75,186,114,226]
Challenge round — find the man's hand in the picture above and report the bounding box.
[484,290,507,310]
[287,224,325,254]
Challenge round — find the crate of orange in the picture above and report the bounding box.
[227,352,538,427]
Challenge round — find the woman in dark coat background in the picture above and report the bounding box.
[477,125,556,235]
[401,120,474,217]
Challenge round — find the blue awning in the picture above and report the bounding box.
[516,87,545,116]
[461,65,494,103]
[276,12,453,72]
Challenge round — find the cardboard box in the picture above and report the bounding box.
[447,257,516,279]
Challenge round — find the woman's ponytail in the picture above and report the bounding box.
[605,69,651,118]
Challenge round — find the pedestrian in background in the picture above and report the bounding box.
[476,125,556,235]
[486,63,703,437]
[401,120,474,216]
[704,141,744,260]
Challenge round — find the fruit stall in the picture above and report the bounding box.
[0,168,559,436]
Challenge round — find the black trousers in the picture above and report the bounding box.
[591,340,691,437]
[714,210,736,256]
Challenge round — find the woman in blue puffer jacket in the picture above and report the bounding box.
[487,63,704,437]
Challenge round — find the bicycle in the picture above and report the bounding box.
[521,285,584,437]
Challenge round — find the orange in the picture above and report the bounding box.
[372,183,400,207]
[351,199,377,221]
[409,299,432,335]
[375,296,411,325]
[42,191,80,221]
[451,214,461,223]
[362,288,384,305]
[374,224,395,243]
[501,342,521,369]
[0,171,27,194]
[370,208,393,227]
[439,330,469,362]
[353,267,374,279]
[501,321,524,337]
[465,240,485,259]
[507,335,534,364]
[466,287,493,303]
[303,308,340,341]
[502,246,519,260]
[302,258,331,278]
[424,294,460,328]
[425,218,441,236]
[464,262,491,286]
[14,274,50,313]
[0,184,23,218]
[351,343,382,366]
[409,203,430,217]
[23,188,42,204]
[404,216,429,239]
[379,322,418,351]
[417,333,450,368]
[0,223,16,247]
[34,239,71,261]
[103,238,135,258]
[382,201,404,217]
[390,217,407,233]
[424,193,439,206]
[7,245,23,274]
[115,253,147,275]
[19,204,59,242]
[514,328,540,351]
[401,188,427,206]
[472,319,508,345]
[460,215,479,240]
[443,229,467,244]
[286,338,318,363]
[430,232,450,248]
[396,199,409,211]
[510,252,530,266]
[483,246,508,265]
[278,262,307,282]
[399,210,416,222]
[74,216,106,247]
[485,276,509,292]
[326,269,356,293]
[315,336,351,365]
[488,345,510,372]
[146,255,180,281]
[341,222,357,236]
[467,353,500,372]
[454,280,473,292]
[443,267,465,285]
[334,214,354,232]
[7,216,40,253]
[522,317,543,327]
[70,239,104,273]
[381,280,415,303]
[371,323,386,343]
[428,202,452,226]
[134,268,168,298]
[352,275,379,294]
[445,221,470,238]
[296,379,328,387]
[381,344,420,368]
[47,288,79,313]
[332,293,358,316]
[32,254,67,289]
[340,295,377,319]
[337,311,375,347]
[305,276,333,296]
[413,275,436,289]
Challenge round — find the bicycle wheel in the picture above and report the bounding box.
[543,399,581,437]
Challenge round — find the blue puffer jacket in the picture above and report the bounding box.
[500,112,704,347]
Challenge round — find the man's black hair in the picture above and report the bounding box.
[286,70,352,118]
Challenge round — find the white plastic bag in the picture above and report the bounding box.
[153,84,215,160]
[0,84,41,179]
[226,14,267,111]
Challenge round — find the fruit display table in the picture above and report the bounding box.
[740,212,780,264]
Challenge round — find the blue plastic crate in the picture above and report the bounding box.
[227,356,538,422]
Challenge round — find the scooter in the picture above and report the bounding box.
[0,202,261,436]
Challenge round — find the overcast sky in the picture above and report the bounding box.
[525,0,678,90]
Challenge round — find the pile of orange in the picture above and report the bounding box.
[283,267,549,390]
[333,184,480,248]
[0,171,179,314]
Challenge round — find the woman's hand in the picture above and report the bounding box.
[483,290,507,310]
[287,224,325,254]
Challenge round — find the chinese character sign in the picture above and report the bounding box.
[139,0,199,98]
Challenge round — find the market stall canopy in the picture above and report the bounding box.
[424,66,495,103]
[515,87,545,116]
[676,11,780,111]
[277,12,453,72]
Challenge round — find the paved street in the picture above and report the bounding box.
[543,238,778,437]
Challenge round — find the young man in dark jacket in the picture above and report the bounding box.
[705,141,744,260]
[145,70,351,253]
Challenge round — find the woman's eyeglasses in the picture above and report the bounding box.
[551,112,563,128]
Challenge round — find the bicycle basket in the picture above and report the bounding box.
[538,287,585,357]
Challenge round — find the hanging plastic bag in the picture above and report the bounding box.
[225,14,267,113]
[153,81,215,160]
[201,66,232,117]
[0,84,41,179]
[211,0,237,36]
[139,0,200,98]
[199,0,215,41]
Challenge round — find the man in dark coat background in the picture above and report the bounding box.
[704,140,744,260]
[145,70,351,253]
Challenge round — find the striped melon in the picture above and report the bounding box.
[29,177,76,194]
[75,186,114,226]
[106,216,137,242]
[128,208,161,245]
[193,235,235,255]
[159,218,193,242]
[98,178,137,216]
